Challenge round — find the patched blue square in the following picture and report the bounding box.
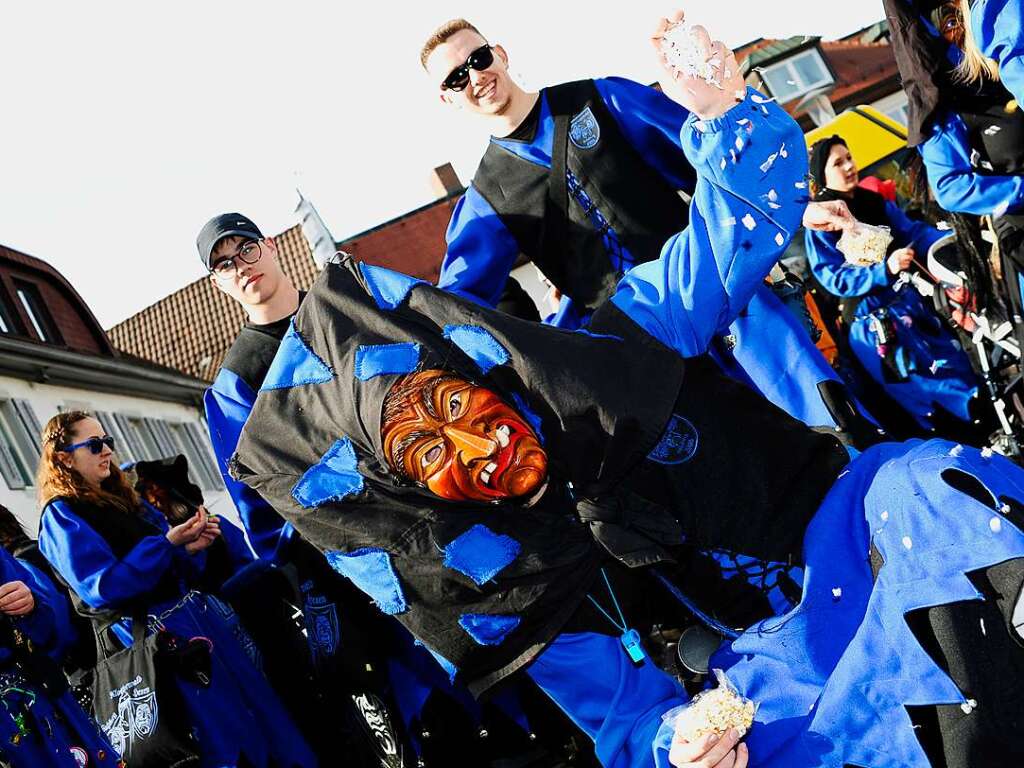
[292,437,365,508]
[354,342,421,381]
[443,325,510,374]
[261,320,334,391]
[458,613,521,646]
[359,263,424,310]
[325,548,407,615]
[443,524,521,586]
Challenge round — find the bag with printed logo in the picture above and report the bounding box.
[81,615,200,767]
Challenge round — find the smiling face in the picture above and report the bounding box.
[381,370,547,502]
[58,417,114,488]
[824,143,859,194]
[425,29,514,117]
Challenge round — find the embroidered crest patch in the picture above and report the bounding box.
[647,414,699,465]
[569,106,601,150]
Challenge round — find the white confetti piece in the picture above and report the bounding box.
[991,517,1003,533]
[795,181,807,189]
[981,447,994,459]
[775,232,785,246]
[769,202,782,210]
[737,118,750,126]
[767,189,778,202]
[831,587,842,599]
[779,143,789,159]
[730,149,739,164]
[980,618,987,636]
[751,93,775,104]
[721,216,737,226]
[960,699,978,714]
[1001,503,1012,515]
[735,137,744,151]
[720,157,728,171]
[881,511,889,521]
[742,213,757,231]
[948,444,964,457]
[902,536,913,550]
[760,152,779,174]
[735,89,747,100]
[762,105,770,115]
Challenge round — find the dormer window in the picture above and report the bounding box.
[14,280,63,345]
[760,48,834,103]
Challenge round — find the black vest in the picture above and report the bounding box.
[958,86,1024,176]
[233,261,849,694]
[472,79,692,314]
[221,301,302,394]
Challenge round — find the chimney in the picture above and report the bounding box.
[430,163,464,199]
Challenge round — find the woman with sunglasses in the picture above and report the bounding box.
[35,411,318,768]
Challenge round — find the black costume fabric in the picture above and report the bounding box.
[472,79,690,314]
[232,258,848,694]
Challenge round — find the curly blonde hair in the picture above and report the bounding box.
[37,411,139,515]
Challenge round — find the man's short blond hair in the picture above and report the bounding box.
[420,19,485,70]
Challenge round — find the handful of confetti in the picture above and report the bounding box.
[658,22,725,89]
[837,221,893,267]
[667,670,757,743]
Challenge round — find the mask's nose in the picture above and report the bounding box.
[442,424,497,464]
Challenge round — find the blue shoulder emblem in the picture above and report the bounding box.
[569,106,601,150]
[648,414,699,465]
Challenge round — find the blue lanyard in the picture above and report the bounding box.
[587,568,646,663]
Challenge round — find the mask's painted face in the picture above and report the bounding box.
[381,370,547,502]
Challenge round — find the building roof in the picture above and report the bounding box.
[108,194,462,382]
[0,242,211,405]
[736,28,899,125]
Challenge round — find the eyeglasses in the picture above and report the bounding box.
[210,240,263,279]
[61,435,115,455]
[441,45,495,92]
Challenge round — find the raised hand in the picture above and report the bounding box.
[166,510,207,547]
[651,10,747,120]
[803,200,855,232]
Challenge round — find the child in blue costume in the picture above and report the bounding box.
[35,411,318,768]
[804,135,980,434]
[231,14,1024,768]
[0,543,119,767]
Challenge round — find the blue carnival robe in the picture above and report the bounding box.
[0,549,119,768]
[523,89,1024,768]
[972,0,1024,106]
[39,500,318,768]
[804,204,978,429]
[439,76,847,431]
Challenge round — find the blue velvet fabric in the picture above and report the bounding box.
[353,342,421,380]
[443,325,511,374]
[291,436,365,508]
[442,524,522,586]
[359,262,424,310]
[701,440,1024,767]
[325,548,407,615]
[260,319,334,391]
[458,613,522,646]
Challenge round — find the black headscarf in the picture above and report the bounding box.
[809,136,890,226]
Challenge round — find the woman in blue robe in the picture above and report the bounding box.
[0,526,119,767]
[34,410,318,768]
[804,135,981,436]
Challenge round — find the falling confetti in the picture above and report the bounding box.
[658,23,725,89]
[980,618,987,636]
[831,587,842,600]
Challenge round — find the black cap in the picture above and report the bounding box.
[197,213,264,269]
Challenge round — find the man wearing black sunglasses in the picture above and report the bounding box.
[420,18,878,444]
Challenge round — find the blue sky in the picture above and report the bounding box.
[0,1,885,327]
